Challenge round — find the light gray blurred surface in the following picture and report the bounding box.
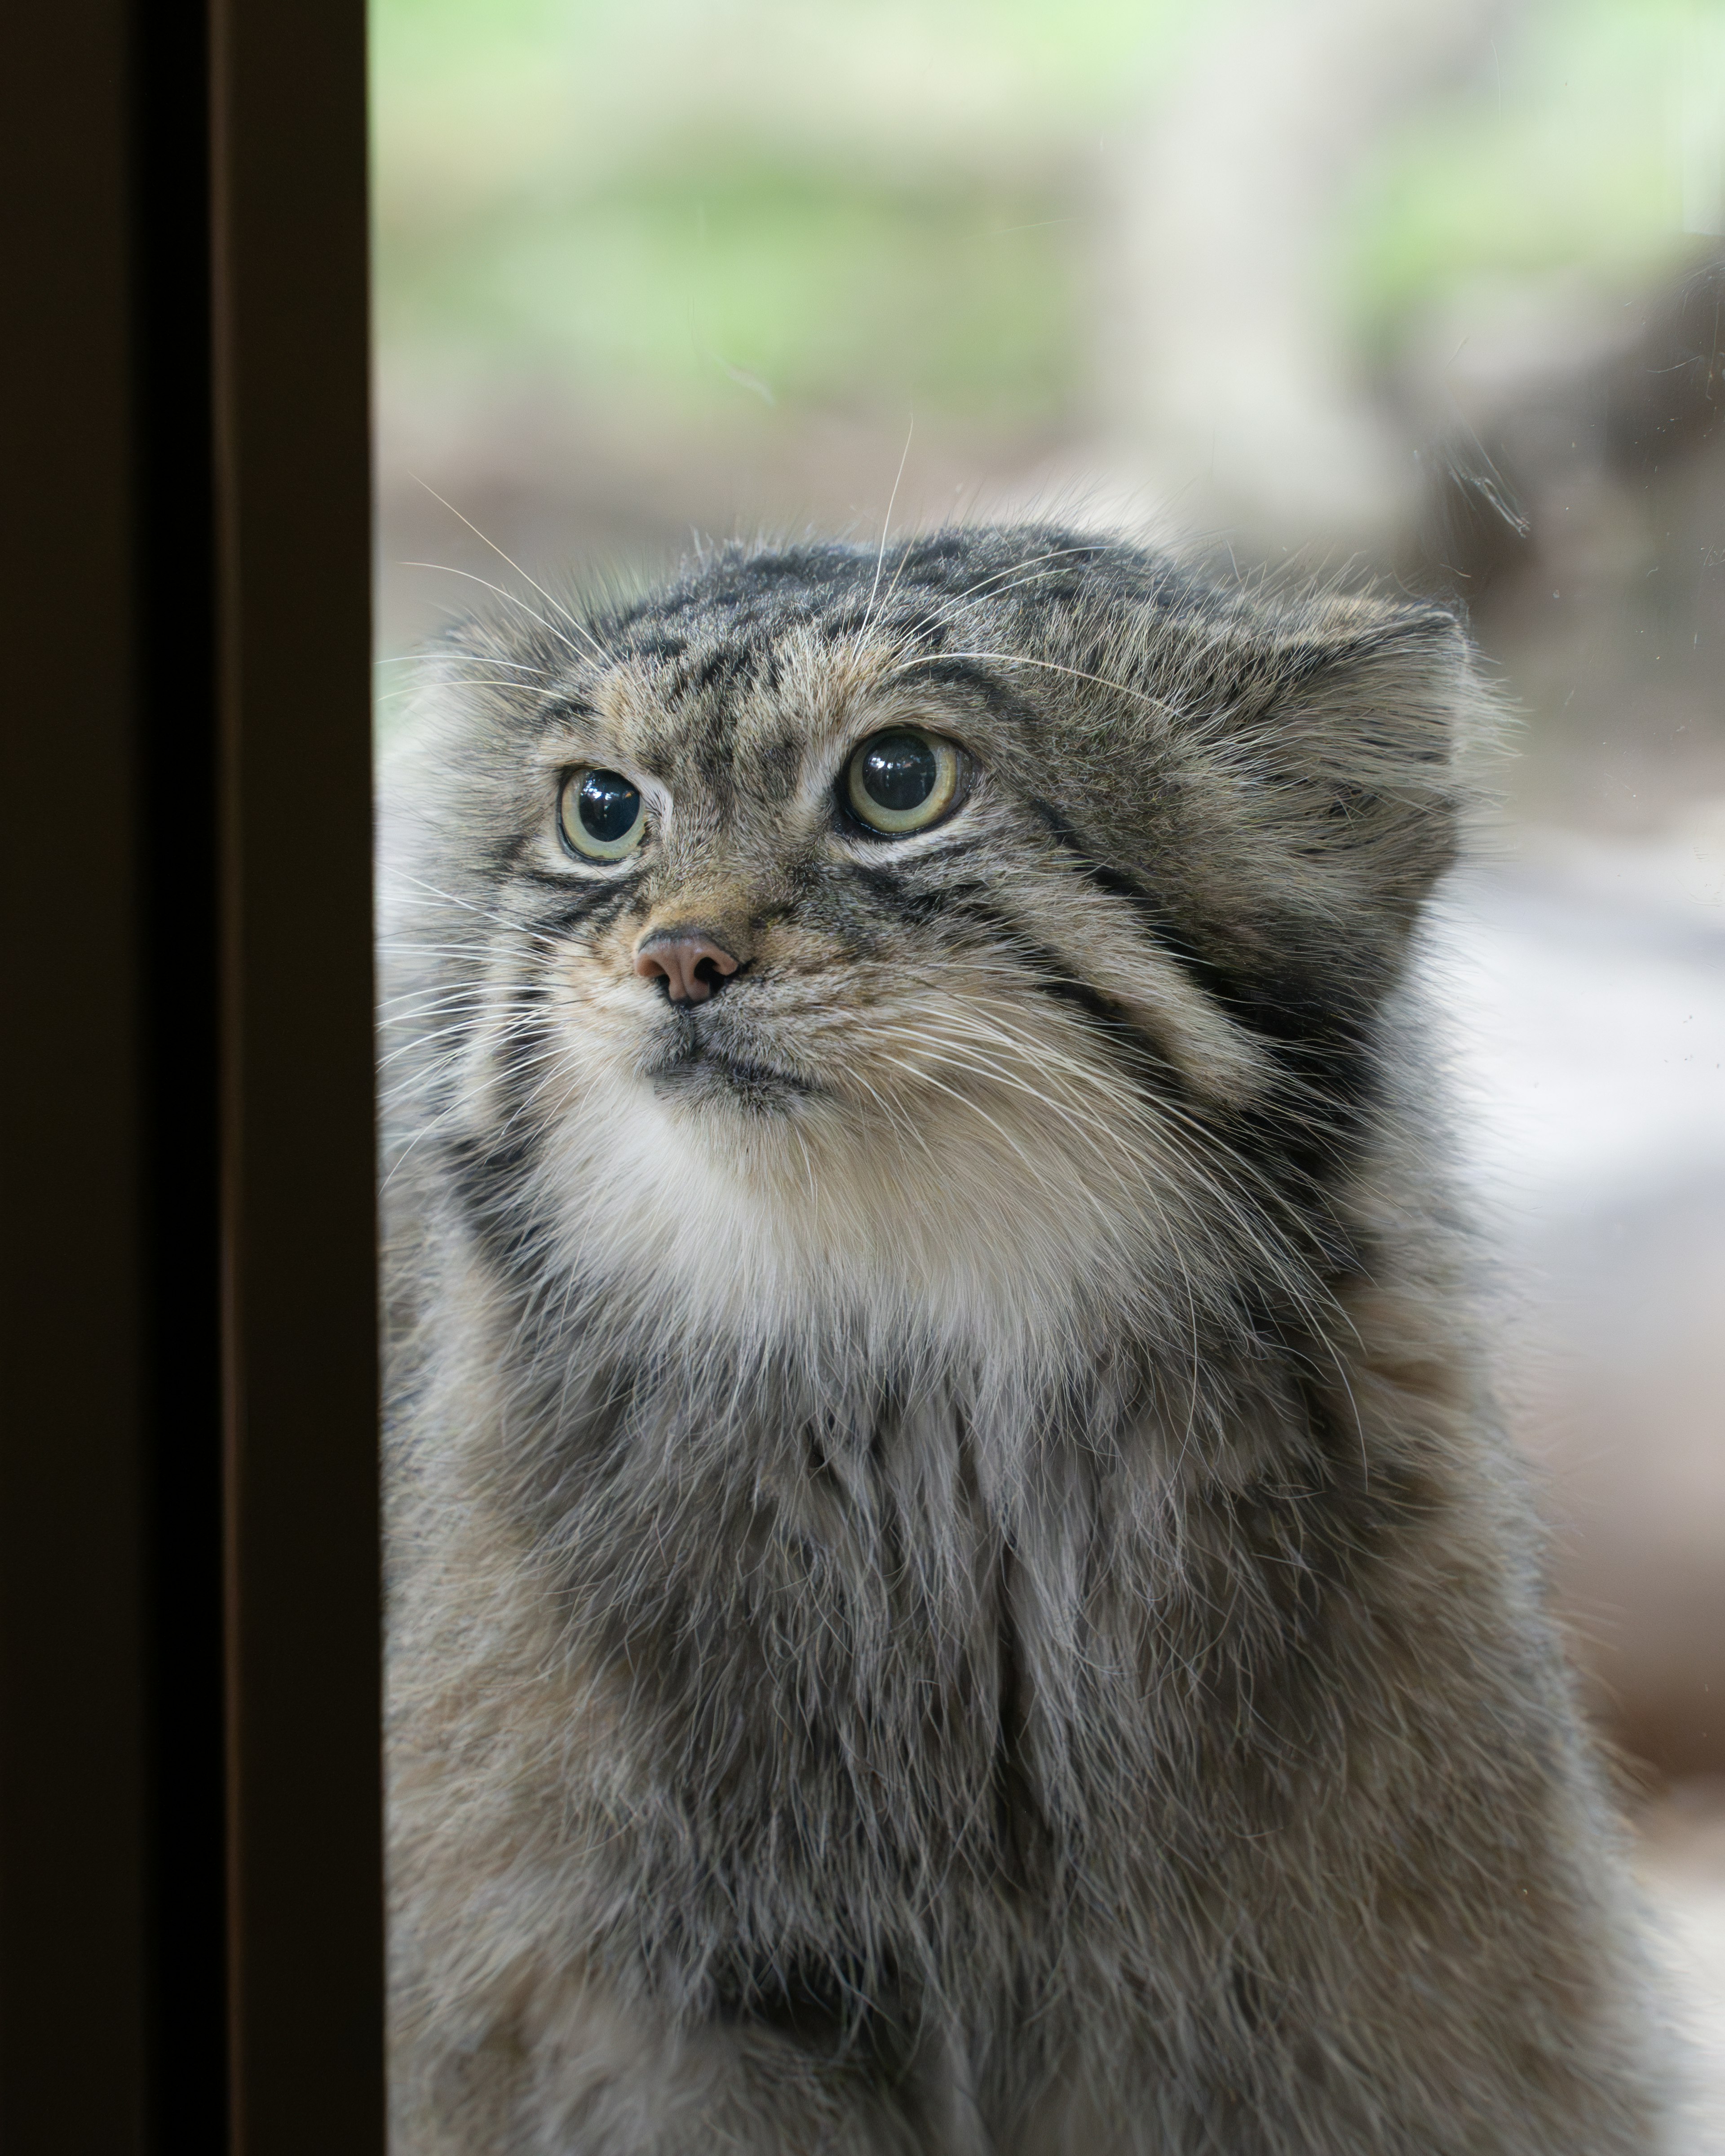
[1641,1786,1725,2152]
[1432,813,1725,1773]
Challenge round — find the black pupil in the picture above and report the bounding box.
[859,732,936,812]
[577,770,641,842]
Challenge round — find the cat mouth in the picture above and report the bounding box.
[642,1027,816,1103]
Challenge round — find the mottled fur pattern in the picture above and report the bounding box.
[382,528,1667,2152]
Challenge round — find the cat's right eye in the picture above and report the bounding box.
[843,727,964,837]
[559,768,647,862]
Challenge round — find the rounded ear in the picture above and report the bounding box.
[1216,599,1486,930]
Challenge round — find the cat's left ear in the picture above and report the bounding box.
[1225,599,1486,929]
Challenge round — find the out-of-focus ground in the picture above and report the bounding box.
[1434,819,1725,1780]
[373,0,1725,2110]
[1434,828,1725,2141]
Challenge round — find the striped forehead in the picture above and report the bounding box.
[581,624,914,803]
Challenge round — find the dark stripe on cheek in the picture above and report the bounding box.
[518,881,641,941]
[963,899,1364,1273]
[947,895,1193,1097]
[1026,797,1377,1115]
[842,861,989,930]
[851,844,1365,1212]
[840,863,1190,1093]
[1027,799,1231,996]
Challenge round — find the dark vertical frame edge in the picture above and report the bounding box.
[2,0,150,2147]
[209,0,385,2145]
[2,0,382,2146]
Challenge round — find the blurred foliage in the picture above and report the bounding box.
[380,162,1082,428]
[371,0,1185,431]
[1339,0,1725,356]
[373,0,1725,427]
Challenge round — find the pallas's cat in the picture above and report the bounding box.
[382,530,1664,2152]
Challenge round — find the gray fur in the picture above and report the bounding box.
[382,528,1668,2151]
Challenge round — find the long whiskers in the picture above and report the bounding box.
[400,562,597,671]
[407,476,612,667]
[865,993,1353,1375]
[382,868,569,954]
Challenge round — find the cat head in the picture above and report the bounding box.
[382,527,1480,1361]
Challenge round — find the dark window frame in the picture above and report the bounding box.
[4,1,382,2148]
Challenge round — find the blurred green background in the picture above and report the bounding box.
[373,0,1704,447]
[375,0,1167,436]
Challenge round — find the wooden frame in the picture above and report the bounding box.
[3,0,382,2147]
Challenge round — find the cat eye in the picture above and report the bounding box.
[559,767,647,862]
[843,727,964,837]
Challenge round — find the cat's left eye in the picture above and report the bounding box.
[559,768,647,862]
[843,728,964,837]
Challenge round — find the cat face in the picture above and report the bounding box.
[383,529,1472,1352]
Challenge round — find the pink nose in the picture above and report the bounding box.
[633,931,741,1005]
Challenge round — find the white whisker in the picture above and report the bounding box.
[863,416,915,636]
[407,476,612,666]
[400,562,594,668]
